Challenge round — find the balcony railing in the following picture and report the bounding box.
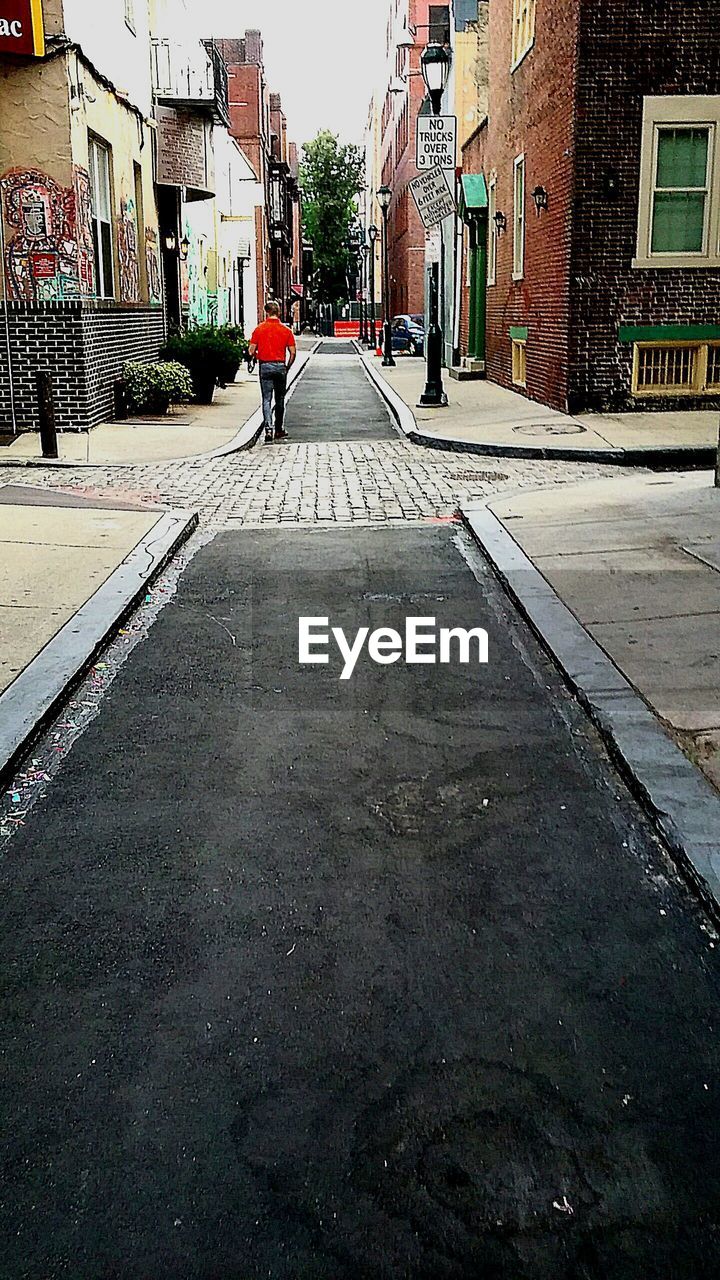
[151,38,229,127]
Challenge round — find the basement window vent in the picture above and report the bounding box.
[511,338,527,387]
[633,342,720,396]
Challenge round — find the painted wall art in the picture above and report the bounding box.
[0,166,95,301]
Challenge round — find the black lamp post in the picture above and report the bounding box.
[357,248,366,344]
[418,40,451,408]
[360,243,370,344]
[377,185,395,367]
[368,224,379,350]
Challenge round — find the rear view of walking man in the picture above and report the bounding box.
[249,301,296,443]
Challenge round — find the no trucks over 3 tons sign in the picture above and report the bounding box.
[0,0,45,56]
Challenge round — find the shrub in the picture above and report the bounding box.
[122,360,194,415]
[161,325,249,401]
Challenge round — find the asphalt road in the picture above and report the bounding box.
[284,348,397,443]
[1,523,719,1279]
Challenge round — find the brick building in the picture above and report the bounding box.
[0,0,165,432]
[216,33,300,325]
[378,1,452,319]
[460,0,720,412]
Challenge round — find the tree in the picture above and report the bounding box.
[300,131,365,306]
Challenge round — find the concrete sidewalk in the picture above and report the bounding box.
[364,353,719,466]
[0,375,261,467]
[0,483,196,778]
[480,471,720,792]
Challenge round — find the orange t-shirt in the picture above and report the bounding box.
[250,317,296,363]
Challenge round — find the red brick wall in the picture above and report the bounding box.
[482,0,580,410]
[569,0,720,412]
[380,0,433,319]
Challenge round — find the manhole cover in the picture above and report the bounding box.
[513,421,587,436]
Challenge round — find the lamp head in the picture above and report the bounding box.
[377,185,392,211]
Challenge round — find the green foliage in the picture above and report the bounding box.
[122,360,194,415]
[300,131,365,305]
[161,325,248,395]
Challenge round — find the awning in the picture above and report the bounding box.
[459,173,488,222]
[291,283,304,298]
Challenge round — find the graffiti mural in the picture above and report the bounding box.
[117,195,140,303]
[145,227,162,305]
[0,166,95,301]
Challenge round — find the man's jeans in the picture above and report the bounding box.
[259,361,288,433]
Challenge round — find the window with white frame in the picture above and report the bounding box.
[511,0,536,69]
[513,155,525,279]
[487,176,497,285]
[635,96,720,269]
[88,135,114,299]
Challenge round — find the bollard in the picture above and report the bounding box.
[36,370,58,459]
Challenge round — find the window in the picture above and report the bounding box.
[651,128,710,254]
[124,0,136,34]
[88,135,114,298]
[513,155,525,279]
[511,0,536,69]
[429,5,451,46]
[487,176,497,285]
[635,96,720,269]
[633,341,720,396]
[511,338,527,386]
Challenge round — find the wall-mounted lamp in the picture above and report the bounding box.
[531,185,549,213]
[493,211,507,234]
[179,235,190,261]
[164,230,177,254]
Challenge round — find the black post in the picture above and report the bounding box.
[369,243,377,350]
[238,259,246,330]
[36,370,58,459]
[418,257,447,406]
[381,205,395,368]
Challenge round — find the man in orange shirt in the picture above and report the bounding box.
[249,300,297,443]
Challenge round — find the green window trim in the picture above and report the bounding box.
[619,324,720,343]
[509,325,528,341]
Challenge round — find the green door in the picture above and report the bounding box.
[467,213,487,363]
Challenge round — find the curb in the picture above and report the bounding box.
[360,352,717,470]
[461,502,720,921]
[0,507,198,785]
[0,345,318,472]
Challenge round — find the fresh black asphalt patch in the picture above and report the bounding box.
[1,526,719,1278]
[284,354,397,443]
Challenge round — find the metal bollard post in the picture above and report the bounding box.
[36,371,58,459]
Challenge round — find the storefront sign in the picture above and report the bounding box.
[0,1,45,57]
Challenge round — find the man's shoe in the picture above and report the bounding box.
[275,427,288,440]
[264,430,274,444]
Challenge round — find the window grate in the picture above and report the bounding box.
[636,344,697,391]
[707,344,720,388]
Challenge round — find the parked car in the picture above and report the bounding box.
[391,314,425,357]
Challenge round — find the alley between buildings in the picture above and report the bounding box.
[1,347,719,1280]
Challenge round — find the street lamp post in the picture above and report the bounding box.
[418,41,451,409]
[357,249,366,344]
[377,185,395,367]
[361,244,370,344]
[368,224,379,350]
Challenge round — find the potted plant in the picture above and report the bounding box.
[122,360,194,415]
[161,326,248,404]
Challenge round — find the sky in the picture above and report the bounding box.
[204,0,390,150]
